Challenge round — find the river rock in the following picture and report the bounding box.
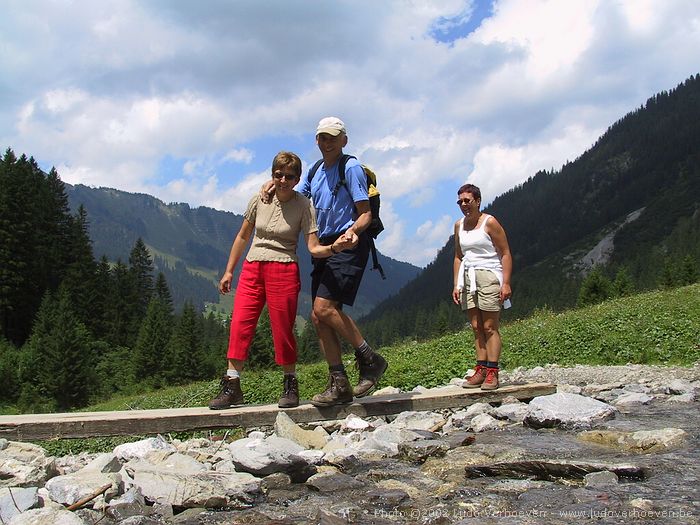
[584,470,619,487]
[0,441,56,489]
[465,459,644,481]
[525,393,617,429]
[389,410,445,430]
[126,466,260,509]
[398,439,450,463]
[578,427,687,453]
[306,470,364,492]
[0,488,38,523]
[274,411,329,449]
[113,436,177,461]
[228,435,316,481]
[666,378,698,395]
[44,471,121,507]
[614,392,654,406]
[470,413,506,432]
[8,506,86,525]
[491,402,529,422]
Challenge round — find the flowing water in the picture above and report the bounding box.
[189,401,699,524]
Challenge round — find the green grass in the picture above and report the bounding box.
[87,282,700,413]
[26,283,700,454]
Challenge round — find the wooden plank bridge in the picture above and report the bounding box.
[0,383,555,442]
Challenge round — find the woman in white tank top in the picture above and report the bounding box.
[452,184,512,390]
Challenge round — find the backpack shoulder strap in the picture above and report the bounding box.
[307,159,324,185]
[335,154,355,196]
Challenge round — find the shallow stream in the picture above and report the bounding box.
[188,401,699,524]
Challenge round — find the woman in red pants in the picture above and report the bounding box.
[209,151,351,410]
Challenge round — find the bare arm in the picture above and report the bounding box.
[343,200,371,246]
[219,219,254,294]
[486,217,513,303]
[452,220,463,305]
[306,232,353,258]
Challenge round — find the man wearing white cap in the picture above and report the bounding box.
[265,117,388,406]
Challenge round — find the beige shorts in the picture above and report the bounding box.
[460,269,501,312]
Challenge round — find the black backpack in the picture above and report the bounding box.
[308,154,386,279]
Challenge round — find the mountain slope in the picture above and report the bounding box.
[66,185,421,315]
[361,74,700,345]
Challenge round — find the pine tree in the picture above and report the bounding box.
[679,255,698,285]
[167,301,203,383]
[611,267,634,297]
[129,238,155,319]
[106,260,135,347]
[0,152,47,344]
[155,272,174,312]
[62,205,99,329]
[19,288,97,411]
[577,267,612,306]
[0,337,20,405]
[132,297,173,385]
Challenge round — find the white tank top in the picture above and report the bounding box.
[457,215,503,293]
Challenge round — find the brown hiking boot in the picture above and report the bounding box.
[481,368,499,390]
[278,374,299,408]
[310,372,353,407]
[353,352,388,397]
[209,376,244,410]
[463,365,487,388]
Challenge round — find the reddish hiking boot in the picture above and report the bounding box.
[481,368,499,390]
[463,365,487,388]
[209,376,244,410]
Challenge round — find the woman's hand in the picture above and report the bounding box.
[500,283,512,304]
[259,181,275,203]
[331,235,353,254]
[452,286,461,305]
[219,272,234,294]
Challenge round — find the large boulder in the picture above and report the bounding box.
[525,393,617,429]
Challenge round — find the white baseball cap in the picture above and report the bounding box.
[316,116,346,136]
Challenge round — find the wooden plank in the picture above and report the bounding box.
[0,383,555,442]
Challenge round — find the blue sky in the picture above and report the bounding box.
[1,0,699,267]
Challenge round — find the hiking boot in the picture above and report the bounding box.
[353,352,388,397]
[463,365,487,388]
[278,374,299,408]
[209,376,244,410]
[481,368,499,390]
[310,372,353,407]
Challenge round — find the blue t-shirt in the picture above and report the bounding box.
[298,156,368,238]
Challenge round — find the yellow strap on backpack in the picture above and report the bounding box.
[363,165,380,197]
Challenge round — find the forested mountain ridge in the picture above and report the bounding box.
[65,184,421,315]
[360,74,700,346]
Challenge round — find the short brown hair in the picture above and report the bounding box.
[271,151,302,178]
[457,183,481,202]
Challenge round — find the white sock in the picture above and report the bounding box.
[226,369,240,379]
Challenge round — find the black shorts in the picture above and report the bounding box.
[311,233,369,306]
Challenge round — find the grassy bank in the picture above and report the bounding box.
[87,282,699,412]
[29,283,700,456]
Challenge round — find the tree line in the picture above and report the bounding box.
[0,151,220,411]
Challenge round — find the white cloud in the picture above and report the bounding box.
[1,0,698,267]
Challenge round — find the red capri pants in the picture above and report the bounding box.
[227,260,300,365]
